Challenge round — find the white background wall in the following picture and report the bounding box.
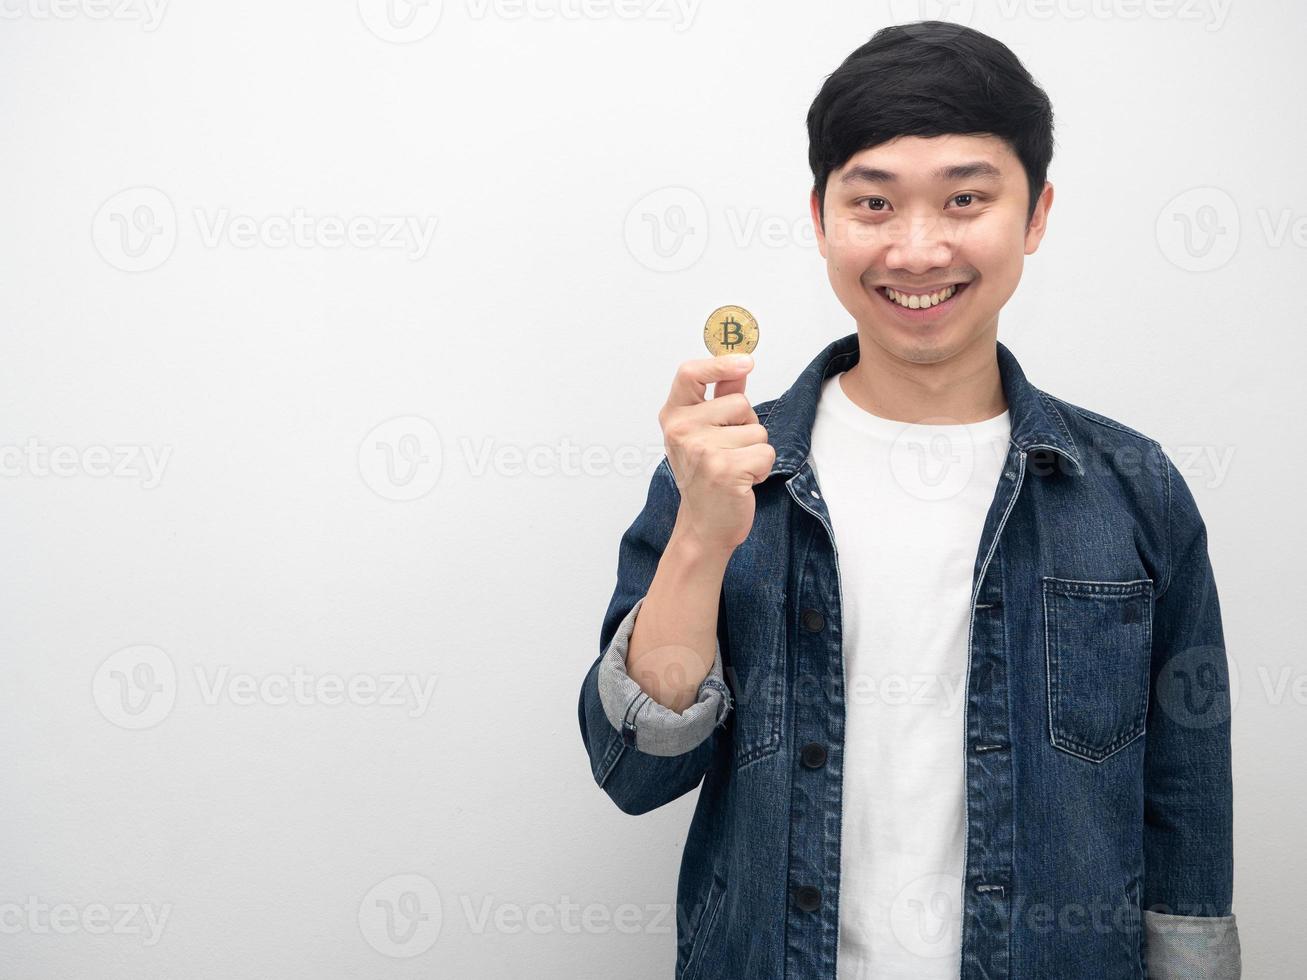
[1,0,1301,976]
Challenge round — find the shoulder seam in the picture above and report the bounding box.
[1049,394,1156,446]
[1051,394,1174,595]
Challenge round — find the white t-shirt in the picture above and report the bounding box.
[807,370,1011,980]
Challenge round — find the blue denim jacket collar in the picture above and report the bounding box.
[761,331,1086,478]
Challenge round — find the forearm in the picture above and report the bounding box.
[580,460,736,801]
[624,517,735,714]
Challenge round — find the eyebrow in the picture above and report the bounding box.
[839,161,1004,185]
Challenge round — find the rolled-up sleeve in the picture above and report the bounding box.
[578,456,734,815]
[596,594,732,757]
[1143,909,1241,979]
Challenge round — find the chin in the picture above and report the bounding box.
[862,319,976,366]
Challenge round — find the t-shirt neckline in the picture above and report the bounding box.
[820,371,1011,440]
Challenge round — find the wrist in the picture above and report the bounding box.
[668,519,736,568]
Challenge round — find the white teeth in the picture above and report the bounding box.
[885,284,959,309]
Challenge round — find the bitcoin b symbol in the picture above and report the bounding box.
[717,316,745,351]
[703,305,759,357]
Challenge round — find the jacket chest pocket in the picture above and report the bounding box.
[1042,576,1153,763]
[721,594,786,769]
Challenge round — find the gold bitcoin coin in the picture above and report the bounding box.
[703,305,759,357]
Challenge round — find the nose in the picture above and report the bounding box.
[882,214,954,274]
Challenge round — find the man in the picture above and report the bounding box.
[578,20,1240,980]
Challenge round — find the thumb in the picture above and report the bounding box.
[710,355,751,399]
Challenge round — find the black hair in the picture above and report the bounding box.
[806,21,1054,230]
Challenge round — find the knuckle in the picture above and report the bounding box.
[663,416,691,443]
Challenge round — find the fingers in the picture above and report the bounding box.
[710,421,769,449]
[673,390,758,428]
[666,354,754,408]
[710,374,747,400]
[734,441,778,484]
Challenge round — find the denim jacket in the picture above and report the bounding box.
[577,332,1240,979]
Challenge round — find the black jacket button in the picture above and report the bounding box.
[801,608,825,632]
[800,742,827,768]
[793,884,822,912]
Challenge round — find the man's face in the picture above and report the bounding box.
[810,133,1053,365]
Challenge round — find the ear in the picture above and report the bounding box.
[809,186,827,259]
[1024,181,1054,254]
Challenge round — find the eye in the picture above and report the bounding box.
[855,193,985,213]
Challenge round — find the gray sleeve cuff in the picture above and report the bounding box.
[1143,910,1241,979]
[596,595,732,757]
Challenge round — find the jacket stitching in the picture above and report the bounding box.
[681,875,727,980]
[1037,388,1082,460]
[1043,580,1153,762]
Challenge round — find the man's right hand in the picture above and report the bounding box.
[658,354,776,556]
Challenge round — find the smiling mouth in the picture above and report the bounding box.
[876,281,972,310]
